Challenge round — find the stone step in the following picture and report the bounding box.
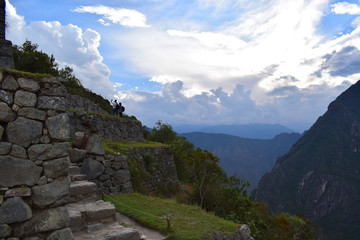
[67,200,116,232]
[69,165,81,176]
[71,174,87,182]
[71,221,141,240]
[69,180,97,203]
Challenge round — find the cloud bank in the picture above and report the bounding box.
[6,0,360,132]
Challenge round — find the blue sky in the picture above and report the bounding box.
[6,0,360,132]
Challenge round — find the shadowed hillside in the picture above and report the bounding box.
[179,132,301,188]
[257,80,360,239]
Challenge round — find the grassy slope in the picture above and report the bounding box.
[104,193,240,240]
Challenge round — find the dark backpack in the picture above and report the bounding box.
[121,106,125,112]
[115,103,120,110]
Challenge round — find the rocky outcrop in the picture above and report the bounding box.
[65,94,108,115]
[0,73,73,239]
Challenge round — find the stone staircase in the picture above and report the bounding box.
[66,164,142,240]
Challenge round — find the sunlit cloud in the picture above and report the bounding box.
[331,2,360,15]
[74,5,150,28]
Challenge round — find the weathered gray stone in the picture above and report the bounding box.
[18,78,40,92]
[0,156,42,187]
[12,103,19,111]
[81,158,105,179]
[0,197,32,224]
[12,207,70,237]
[46,228,74,240]
[113,170,131,184]
[86,134,105,155]
[41,85,67,97]
[28,142,70,161]
[40,76,61,84]
[18,107,46,121]
[23,237,43,240]
[0,125,3,139]
[14,90,37,107]
[43,157,70,178]
[37,176,47,186]
[4,187,31,197]
[68,210,82,230]
[101,227,141,240]
[6,117,43,148]
[40,134,51,144]
[31,176,70,209]
[0,89,13,104]
[37,96,66,111]
[0,102,16,122]
[45,113,70,141]
[239,224,252,240]
[0,142,11,155]
[0,195,3,204]
[10,144,27,158]
[0,224,11,238]
[68,148,87,163]
[1,75,18,90]
[72,132,86,149]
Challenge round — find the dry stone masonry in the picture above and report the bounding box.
[0,73,73,239]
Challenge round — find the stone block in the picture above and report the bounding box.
[81,158,105,179]
[4,187,31,197]
[0,197,32,224]
[85,134,105,155]
[37,96,66,111]
[45,113,70,141]
[18,107,46,121]
[14,90,37,107]
[69,181,96,197]
[68,148,86,163]
[0,142,11,155]
[0,89,13,104]
[0,102,16,122]
[1,75,18,90]
[83,201,116,223]
[43,157,70,178]
[0,224,11,238]
[0,156,42,187]
[113,170,131,185]
[10,144,27,158]
[72,132,86,149]
[68,210,82,230]
[6,117,43,148]
[41,85,67,97]
[46,228,74,240]
[18,78,40,92]
[12,207,70,237]
[31,176,70,209]
[28,142,70,161]
[102,227,141,240]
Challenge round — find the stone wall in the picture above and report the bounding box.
[0,73,73,239]
[67,110,144,143]
[69,132,134,196]
[65,94,108,115]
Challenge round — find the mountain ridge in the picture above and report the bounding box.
[179,131,301,189]
[256,80,360,239]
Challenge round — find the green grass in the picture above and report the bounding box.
[1,68,51,81]
[102,138,167,155]
[103,193,240,240]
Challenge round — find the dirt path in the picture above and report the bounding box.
[115,212,167,240]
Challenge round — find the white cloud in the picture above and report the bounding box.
[74,5,150,28]
[6,1,115,98]
[331,2,360,15]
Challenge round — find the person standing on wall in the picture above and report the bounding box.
[111,99,119,116]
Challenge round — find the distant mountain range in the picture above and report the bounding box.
[256,80,360,239]
[179,132,301,189]
[174,123,298,139]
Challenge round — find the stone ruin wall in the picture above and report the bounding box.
[0,73,73,239]
[0,72,180,239]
